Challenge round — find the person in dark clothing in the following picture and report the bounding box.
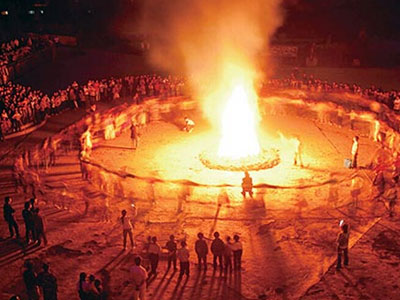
[32,208,47,246]
[3,196,19,238]
[130,122,139,150]
[23,261,40,300]
[37,263,58,300]
[94,279,107,300]
[241,171,253,198]
[195,232,208,270]
[164,234,177,271]
[29,198,37,214]
[211,232,225,270]
[22,201,35,243]
[336,223,350,269]
[77,272,90,300]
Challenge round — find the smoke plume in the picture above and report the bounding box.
[140,0,284,124]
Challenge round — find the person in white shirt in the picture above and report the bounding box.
[231,235,243,271]
[177,241,190,279]
[183,116,195,133]
[351,136,359,168]
[130,256,148,300]
[120,210,134,250]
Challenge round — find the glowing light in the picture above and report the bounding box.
[218,83,260,159]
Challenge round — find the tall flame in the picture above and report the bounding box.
[218,82,260,159]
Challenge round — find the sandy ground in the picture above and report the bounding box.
[2,102,398,300]
[85,110,386,299]
[0,48,399,299]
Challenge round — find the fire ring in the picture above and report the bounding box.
[199,148,281,171]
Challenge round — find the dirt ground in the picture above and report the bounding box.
[1,48,400,299]
[86,109,389,299]
[2,99,399,300]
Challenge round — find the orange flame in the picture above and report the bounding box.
[218,79,260,159]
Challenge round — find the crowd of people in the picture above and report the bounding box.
[113,207,244,300]
[0,35,55,68]
[0,74,186,139]
[264,70,400,112]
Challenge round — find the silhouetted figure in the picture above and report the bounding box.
[177,241,190,279]
[130,122,139,150]
[22,201,35,243]
[3,196,19,238]
[148,236,161,275]
[37,263,58,300]
[336,223,350,269]
[130,256,147,300]
[87,274,100,299]
[241,172,253,198]
[224,236,233,272]
[120,210,134,250]
[164,235,177,271]
[94,279,107,300]
[195,232,208,270]
[373,170,385,202]
[29,198,36,212]
[231,235,243,271]
[23,261,40,300]
[211,232,225,270]
[32,208,47,246]
[9,296,21,300]
[77,272,90,300]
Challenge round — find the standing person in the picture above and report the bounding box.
[148,236,161,276]
[3,196,19,238]
[77,272,90,300]
[293,137,304,167]
[87,275,100,299]
[130,122,139,150]
[351,136,359,168]
[241,172,253,198]
[23,261,40,300]
[32,208,47,246]
[177,241,190,279]
[22,201,35,243]
[94,279,106,300]
[224,236,233,272]
[164,235,177,271]
[373,169,386,202]
[211,232,225,270]
[37,263,58,300]
[79,150,89,180]
[120,210,134,250]
[81,129,93,156]
[195,232,208,270]
[336,223,350,270]
[231,235,243,271]
[130,256,147,300]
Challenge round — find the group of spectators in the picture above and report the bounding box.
[0,35,55,73]
[77,272,107,300]
[114,210,244,300]
[0,74,186,140]
[264,70,400,112]
[3,196,47,246]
